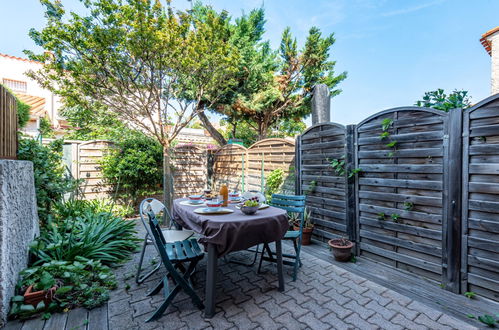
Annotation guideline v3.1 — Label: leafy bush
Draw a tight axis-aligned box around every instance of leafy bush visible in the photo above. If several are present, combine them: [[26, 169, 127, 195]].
[[53, 199, 134, 219], [265, 169, 284, 201], [10, 257, 116, 320], [415, 89, 471, 112], [30, 212, 138, 266], [17, 99, 30, 128], [100, 133, 163, 204], [17, 138, 78, 225]]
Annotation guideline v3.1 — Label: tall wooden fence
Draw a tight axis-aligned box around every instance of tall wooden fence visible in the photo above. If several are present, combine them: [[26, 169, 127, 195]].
[[172, 145, 208, 198], [0, 85, 18, 159], [296, 96, 499, 302], [212, 138, 296, 193]]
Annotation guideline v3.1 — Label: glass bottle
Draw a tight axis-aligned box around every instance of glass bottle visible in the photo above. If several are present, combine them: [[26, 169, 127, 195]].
[[219, 183, 228, 207]]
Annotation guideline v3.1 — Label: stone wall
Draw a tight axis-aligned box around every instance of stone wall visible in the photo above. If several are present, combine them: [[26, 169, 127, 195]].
[[0, 160, 39, 326]]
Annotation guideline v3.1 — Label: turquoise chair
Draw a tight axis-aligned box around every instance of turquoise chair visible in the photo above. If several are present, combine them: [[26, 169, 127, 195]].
[[145, 211, 204, 322], [258, 194, 306, 281]]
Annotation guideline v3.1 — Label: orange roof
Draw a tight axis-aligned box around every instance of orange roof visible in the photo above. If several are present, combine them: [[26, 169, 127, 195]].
[[0, 53, 41, 64], [15, 94, 47, 119], [480, 27, 499, 56]]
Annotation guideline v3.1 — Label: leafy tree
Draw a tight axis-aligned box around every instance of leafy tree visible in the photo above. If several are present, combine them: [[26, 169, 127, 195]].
[[26, 0, 239, 207], [16, 99, 31, 128], [415, 89, 471, 111]]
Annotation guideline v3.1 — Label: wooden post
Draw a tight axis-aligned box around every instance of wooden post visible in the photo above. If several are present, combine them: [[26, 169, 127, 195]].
[[241, 154, 245, 192], [442, 108, 463, 293], [345, 125, 357, 244], [295, 136, 302, 195]]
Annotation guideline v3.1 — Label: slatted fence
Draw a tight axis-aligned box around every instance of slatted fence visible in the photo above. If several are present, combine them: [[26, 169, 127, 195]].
[[297, 123, 350, 242], [462, 95, 499, 301], [0, 85, 18, 159], [172, 145, 208, 198]]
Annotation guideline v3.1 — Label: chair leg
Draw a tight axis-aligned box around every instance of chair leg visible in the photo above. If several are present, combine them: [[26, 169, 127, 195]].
[[225, 245, 260, 267], [147, 276, 165, 296], [292, 239, 303, 267], [135, 239, 148, 284], [292, 239, 302, 281], [258, 243, 273, 273], [146, 284, 181, 322]]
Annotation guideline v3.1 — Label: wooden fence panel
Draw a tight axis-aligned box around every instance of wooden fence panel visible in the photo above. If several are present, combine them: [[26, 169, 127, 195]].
[[77, 140, 115, 199], [246, 138, 295, 193], [298, 123, 348, 242], [172, 145, 207, 198], [462, 95, 499, 301], [355, 107, 449, 285], [212, 144, 246, 192], [0, 85, 18, 159]]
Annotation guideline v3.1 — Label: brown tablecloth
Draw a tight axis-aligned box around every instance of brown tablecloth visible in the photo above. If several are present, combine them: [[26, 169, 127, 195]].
[[172, 199, 289, 257]]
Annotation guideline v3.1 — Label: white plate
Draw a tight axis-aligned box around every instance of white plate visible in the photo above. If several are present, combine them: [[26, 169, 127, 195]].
[[194, 207, 234, 215], [180, 200, 206, 206]]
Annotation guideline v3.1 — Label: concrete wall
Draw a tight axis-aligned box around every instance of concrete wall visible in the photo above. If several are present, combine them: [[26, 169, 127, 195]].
[[0, 160, 39, 326]]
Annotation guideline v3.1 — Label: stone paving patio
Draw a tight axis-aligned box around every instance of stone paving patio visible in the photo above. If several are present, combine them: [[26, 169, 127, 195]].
[[9, 222, 480, 330]]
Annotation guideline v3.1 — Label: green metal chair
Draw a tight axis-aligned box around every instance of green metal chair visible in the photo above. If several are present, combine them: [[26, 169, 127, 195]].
[[145, 211, 204, 322], [258, 194, 306, 281]]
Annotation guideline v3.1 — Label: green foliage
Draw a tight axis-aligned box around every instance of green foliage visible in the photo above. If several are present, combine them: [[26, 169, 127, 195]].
[[53, 199, 134, 219], [381, 118, 393, 131], [477, 314, 498, 327], [391, 213, 401, 223], [377, 213, 386, 220], [265, 169, 285, 200], [305, 180, 317, 195], [100, 133, 163, 203], [379, 131, 390, 140], [348, 168, 362, 179], [328, 157, 346, 176], [403, 202, 414, 211], [386, 141, 398, 148], [17, 138, 77, 225], [39, 117, 55, 138], [16, 99, 31, 128], [10, 258, 116, 320], [464, 291, 476, 299], [415, 89, 471, 112], [30, 212, 138, 266]]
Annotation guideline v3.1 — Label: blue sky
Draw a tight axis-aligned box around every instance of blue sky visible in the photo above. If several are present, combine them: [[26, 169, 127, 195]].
[[1, 0, 498, 125]]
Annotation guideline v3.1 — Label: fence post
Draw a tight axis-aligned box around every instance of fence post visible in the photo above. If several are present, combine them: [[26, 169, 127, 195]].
[[442, 108, 463, 293], [295, 135, 302, 195], [345, 125, 357, 244]]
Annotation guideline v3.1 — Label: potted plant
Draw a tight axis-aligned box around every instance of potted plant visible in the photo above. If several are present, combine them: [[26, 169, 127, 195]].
[[22, 271, 58, 307], [291, 208, 314, 245], [328, 237, 354, 261]]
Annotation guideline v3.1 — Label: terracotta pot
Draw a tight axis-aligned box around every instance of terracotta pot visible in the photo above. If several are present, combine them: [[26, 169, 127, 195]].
[[328, 239, 353, 262], [24, 285, 57, 307], [293, 225, 314, 245]]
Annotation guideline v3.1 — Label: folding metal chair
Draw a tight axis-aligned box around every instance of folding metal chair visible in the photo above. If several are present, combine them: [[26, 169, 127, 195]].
[[258, 194, 306, 281], [136, 198, 194, 284], [145, 211, 204, 322]]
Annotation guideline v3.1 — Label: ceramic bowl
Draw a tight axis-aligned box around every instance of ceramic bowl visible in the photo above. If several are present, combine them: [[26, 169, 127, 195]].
[[240, 204, 259, 215], [189, 195, 204, 204], [206, 200, 223, 212]]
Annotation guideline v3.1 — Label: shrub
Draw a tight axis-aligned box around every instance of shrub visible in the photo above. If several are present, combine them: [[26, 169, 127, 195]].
[[17, 138, 78, 225], [10, 257, 116, 320], [100, 133, 163, 204], [16, 99, 30, 128], [30, 212, 139, 266], [265, 169, 284, 201], [53, 199, 135, 219]]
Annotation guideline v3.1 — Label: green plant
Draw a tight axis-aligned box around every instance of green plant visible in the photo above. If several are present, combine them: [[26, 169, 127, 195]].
[[16, 98, 31, 128], [101, 133, 163, 204], [53, 199, 134, 219], [415, 89, 471, 112], [10, 258, 116, 320], [305, 180, 317, 195], [386, 141, 398, 148], [348, 168, 362, 178], [379, 131, 390, 140], [464, 291, 476, 299], [243, 200, 259, 207], [391, 213, 401, 223], [17, 138, 78, 225], [30, 212, 138, 266], [328, 157, 346, 176], [403, 202, 414, 211], [377, 213, 386, 220], [477, 314, 498, 328], [265, 169, 285, 201], [381, 118, 393, 131]]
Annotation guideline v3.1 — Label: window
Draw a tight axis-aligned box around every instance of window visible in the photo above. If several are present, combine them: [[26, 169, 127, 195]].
[[2, 78, 27, 93]]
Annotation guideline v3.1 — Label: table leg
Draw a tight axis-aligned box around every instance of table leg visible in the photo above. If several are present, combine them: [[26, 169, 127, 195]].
[[275, 240, 285, 292], [205, 243, 218, 318]]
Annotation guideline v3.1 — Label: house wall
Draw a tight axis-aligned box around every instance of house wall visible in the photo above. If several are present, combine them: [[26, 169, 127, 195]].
[[0, 55, 62, 131], [490, 32, 499, 94]]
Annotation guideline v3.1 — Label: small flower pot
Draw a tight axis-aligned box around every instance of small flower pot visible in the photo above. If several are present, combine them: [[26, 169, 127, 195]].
[[294, 225, 314, 245], [328, 239, 354, 262], [23, 285, 57, 307]]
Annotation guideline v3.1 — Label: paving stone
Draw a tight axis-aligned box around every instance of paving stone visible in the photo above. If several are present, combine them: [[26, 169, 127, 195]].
[[303, 288, 333, 305], [131, 299, 155, 318], [321, 300, 354, 319], [274, 312, 308, 330], [385, 301, 419, 320], [247, 310, 282, 330], [437, 314, 478, 330], [344, 313, 378, 329], [381, 289, 413, 306], [280, 299, 309, 318], [283, 288, 311, 305], [242, 300, 266, 318], [343, 279, 369, 294], [406, 300, 443, 321], [219, 299, 245, 318], [301, 299, 331, 319], [176, 311, 211, 330], [414, 313, 453, 330], [320, 311, 352, 330], [361, 289, 392, 307], [367, 314, 403, 330], [390, 313, 425, 329], [298, 312, 332, 330], [344, 300, 375, 320], [259, 298, 289, 319], [109, 312, 140, 330], [360, 280, 389, 295], [342, 289, 371, 306], [323, 288, 351, 306], [341, 272, 368, 284], [227, 312, 259, 330], [364, 300, 397, 320], [108, 298, 131, 317]]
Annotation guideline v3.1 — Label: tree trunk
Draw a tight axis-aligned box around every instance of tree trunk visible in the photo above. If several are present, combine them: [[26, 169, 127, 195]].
[[163, 146, 173, 225], [197, 104, 227, 146], [231, 121, 237, 139]]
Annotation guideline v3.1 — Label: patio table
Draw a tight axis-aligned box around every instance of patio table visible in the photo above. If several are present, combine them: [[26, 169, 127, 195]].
[[172, 198, 288, 318]]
